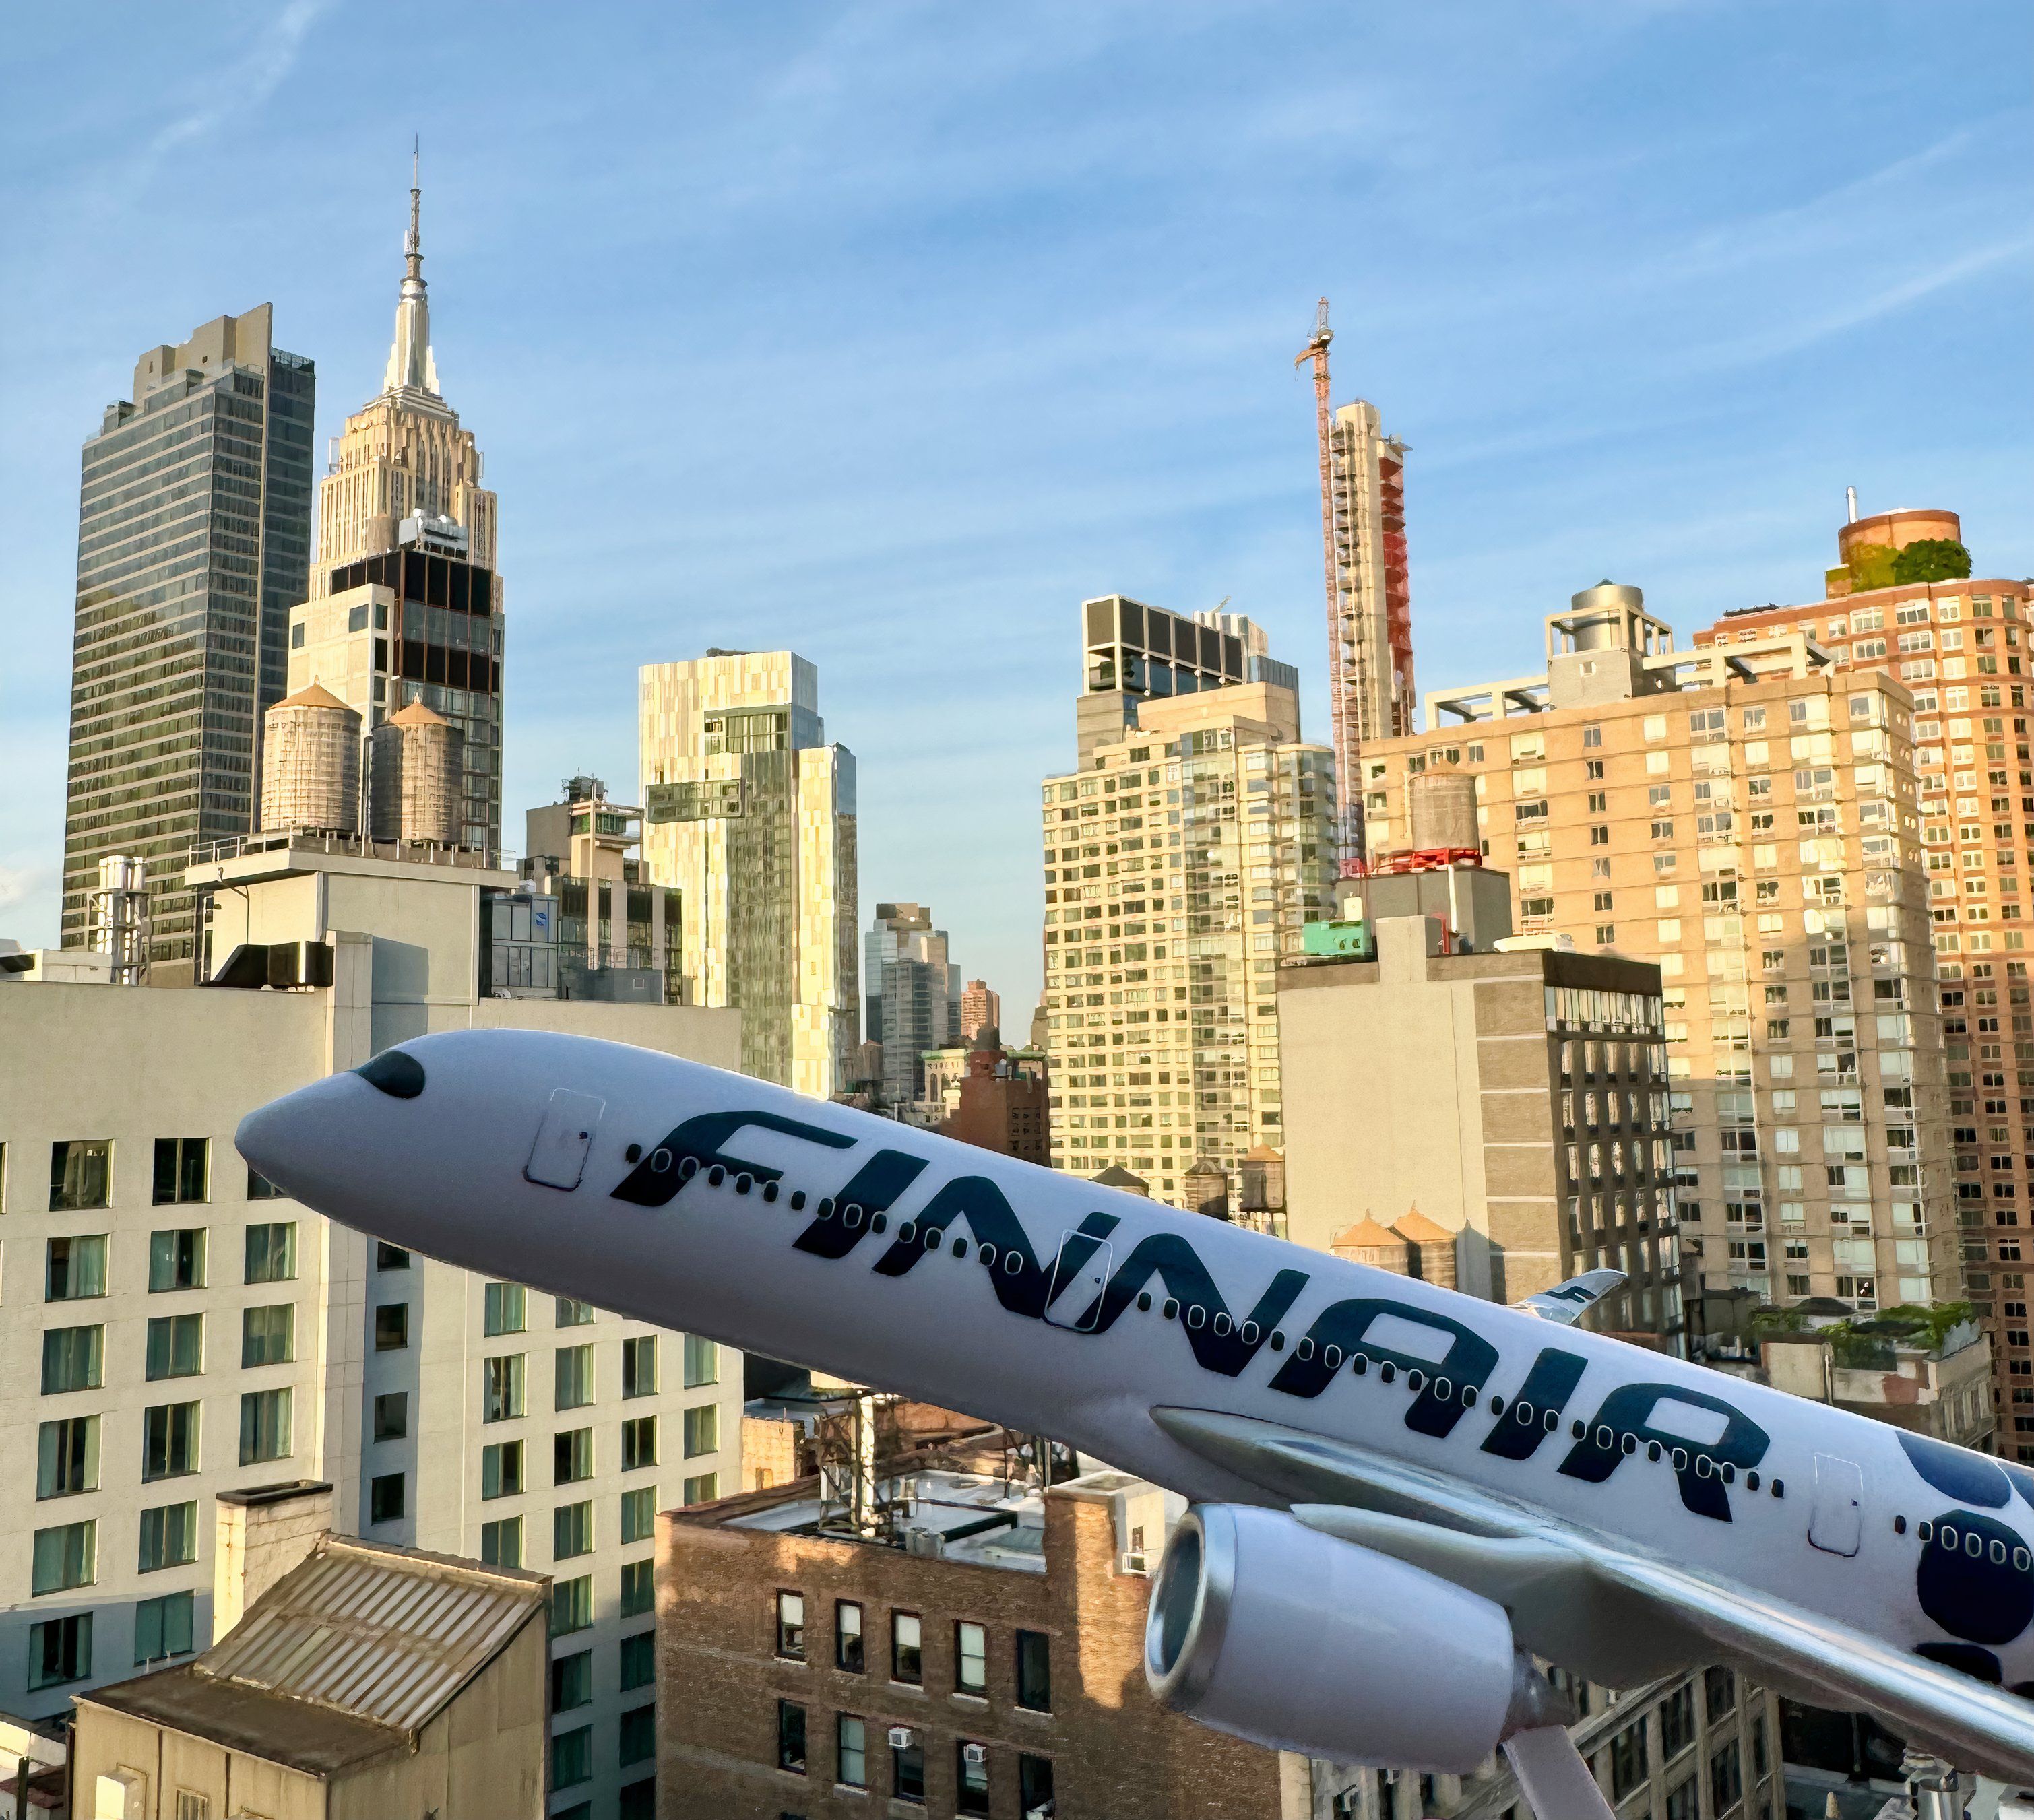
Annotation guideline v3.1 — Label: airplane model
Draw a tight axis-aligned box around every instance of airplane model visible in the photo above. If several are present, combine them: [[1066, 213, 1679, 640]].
[[239, 1029, 2034, 1813]]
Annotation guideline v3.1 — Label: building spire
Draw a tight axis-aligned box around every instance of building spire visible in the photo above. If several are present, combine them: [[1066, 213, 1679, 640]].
[[383, 137, 439, 397]]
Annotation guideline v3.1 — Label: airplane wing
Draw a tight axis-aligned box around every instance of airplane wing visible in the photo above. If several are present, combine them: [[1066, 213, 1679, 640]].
[[1514, 1268, 1626, 1325], [1153, 1407, 2034, 1784]]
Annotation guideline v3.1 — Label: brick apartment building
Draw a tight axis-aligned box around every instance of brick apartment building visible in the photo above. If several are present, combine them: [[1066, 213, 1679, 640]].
[[656, 1460, 1292, 1820], [1694, 505, 2033, 1444], [939, 1032, 1051, 1164]]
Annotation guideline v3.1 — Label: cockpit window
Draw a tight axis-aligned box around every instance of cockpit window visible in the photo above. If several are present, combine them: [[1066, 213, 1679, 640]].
[[355, 1051, 426, 1099]]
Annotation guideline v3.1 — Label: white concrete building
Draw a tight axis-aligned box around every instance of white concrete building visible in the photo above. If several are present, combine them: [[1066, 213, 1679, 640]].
[[0, 833, 745, 1820]]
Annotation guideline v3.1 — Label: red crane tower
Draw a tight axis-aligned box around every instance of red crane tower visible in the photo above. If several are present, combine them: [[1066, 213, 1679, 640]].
[[1297, 300, 1415, 874]]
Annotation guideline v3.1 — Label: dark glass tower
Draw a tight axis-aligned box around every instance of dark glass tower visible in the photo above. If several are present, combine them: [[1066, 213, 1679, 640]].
[[62, 306, 315, 981]]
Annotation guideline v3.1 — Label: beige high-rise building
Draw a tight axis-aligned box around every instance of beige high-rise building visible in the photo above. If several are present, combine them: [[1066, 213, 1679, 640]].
[[640, 651, 858, 1097], [1040, 681, 1337, 1204], [1359, 583, 1956, 1346], [285, 167, 505, 860], [1693, 506, 2034, 1452]]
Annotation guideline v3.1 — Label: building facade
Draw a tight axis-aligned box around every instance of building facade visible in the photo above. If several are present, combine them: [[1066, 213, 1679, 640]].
[[1279, 914, 1681, 1342], [1693, 509, 2031, 1448], [1041, 682, 1337, 1206], [519, 785, 682, 1005], [0, 837, 743, 1820], [959, 980, 1000, 1043], [656, 1446, 1783, 1820], [938, 1035, 1052, 1165], [286, 173, 505, 860], [1076, 596, 1298, 767], [62, 305, 316, 980], [866, 904, 960, 1107], [1356, 585, 1955, 1353], [639, 651, 858, 1097], [657, 1462, 1297, 1820], [1323, 399, 1414, 859], [74, 1501, 550, 1820]]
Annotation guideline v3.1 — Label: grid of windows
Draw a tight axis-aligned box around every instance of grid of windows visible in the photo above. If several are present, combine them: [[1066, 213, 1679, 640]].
[[62, 338, 315, 964], [1041, 719, 1335, 1204]]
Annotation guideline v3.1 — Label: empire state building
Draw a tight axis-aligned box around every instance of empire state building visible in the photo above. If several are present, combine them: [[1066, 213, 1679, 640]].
[[285, 162, 505, 859]]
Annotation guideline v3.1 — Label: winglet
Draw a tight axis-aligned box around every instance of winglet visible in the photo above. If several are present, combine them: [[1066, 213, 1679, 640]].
[[1515, 1268, 1625, 1325]]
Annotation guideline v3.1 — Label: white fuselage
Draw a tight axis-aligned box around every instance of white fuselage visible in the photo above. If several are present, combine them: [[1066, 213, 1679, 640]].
[[237, 1028, 2034, 1693]]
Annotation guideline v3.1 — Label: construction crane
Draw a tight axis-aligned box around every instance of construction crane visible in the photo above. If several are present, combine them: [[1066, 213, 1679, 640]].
[[1295, 298, 1361, 867]]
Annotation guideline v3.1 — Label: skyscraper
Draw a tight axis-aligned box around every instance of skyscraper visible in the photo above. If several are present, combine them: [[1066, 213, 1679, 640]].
[[640, 651, 858, 1096], [62, 306, 315, 981], [1358, 583, 1956, 1350], [285, 167, 504, 859], [959, 979, 1000, 1041], [1040, 681, 1337, 1202], [866, 904, 960, 1105]]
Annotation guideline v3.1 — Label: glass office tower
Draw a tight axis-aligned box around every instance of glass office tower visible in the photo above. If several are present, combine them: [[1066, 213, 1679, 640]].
[[62, 305, 315, 980]]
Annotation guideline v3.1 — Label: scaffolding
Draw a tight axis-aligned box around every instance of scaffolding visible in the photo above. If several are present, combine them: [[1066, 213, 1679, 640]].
[[1296, 300, 1416, 871]]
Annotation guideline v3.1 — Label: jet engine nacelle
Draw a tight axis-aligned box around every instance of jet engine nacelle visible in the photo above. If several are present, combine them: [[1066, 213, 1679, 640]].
[[1145, 1504, 1566, 1772]]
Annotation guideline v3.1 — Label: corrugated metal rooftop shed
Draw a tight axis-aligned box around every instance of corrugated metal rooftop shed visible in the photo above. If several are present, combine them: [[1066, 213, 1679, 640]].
[[200, 1534, 548, 1732], [80, 1534, 548, 1776]]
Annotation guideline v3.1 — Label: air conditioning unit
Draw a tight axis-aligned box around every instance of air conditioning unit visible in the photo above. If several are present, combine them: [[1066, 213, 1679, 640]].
[[1120, 1551, 1149, 1574], [94, 1772, 144, 1820], [888, 1727, 915, 1749], [963, 1743, 988, 1765]]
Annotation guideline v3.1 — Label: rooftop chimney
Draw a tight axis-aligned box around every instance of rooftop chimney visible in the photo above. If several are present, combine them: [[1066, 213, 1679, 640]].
[[212, 1481, 333, 1642]]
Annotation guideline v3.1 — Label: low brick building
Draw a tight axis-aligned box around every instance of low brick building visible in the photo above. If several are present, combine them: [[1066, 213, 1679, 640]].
[[656, 1461, 1292, 1820], [937, 1033, 1051, 1164]]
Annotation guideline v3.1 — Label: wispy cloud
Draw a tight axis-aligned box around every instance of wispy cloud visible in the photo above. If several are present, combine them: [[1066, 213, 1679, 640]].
[[140, 0, 331, 168], [1694, 234, 2034, 371], [0, 864, 48, 918]]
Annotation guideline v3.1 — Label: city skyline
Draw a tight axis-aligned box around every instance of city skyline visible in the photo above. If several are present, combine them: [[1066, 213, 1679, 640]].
[[3, 0, 2029, 1022]]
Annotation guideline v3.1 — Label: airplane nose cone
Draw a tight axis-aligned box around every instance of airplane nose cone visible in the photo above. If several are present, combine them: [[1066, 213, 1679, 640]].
[[235, 1074, 364, 1203]]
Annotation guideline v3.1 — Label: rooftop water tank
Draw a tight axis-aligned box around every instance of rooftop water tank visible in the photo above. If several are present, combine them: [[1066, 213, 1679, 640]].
[[1566, 581, 1645, 647], [1407, 767, 1478, 853], [260, 682, 362, 834], [370, 698, 464, 845]]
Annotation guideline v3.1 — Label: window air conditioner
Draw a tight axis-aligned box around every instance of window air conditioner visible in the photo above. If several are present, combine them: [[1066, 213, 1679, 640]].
[[963, 1743, 988, 1765], [888, 1727, 914, 1749], [94, 1773, 145, 1820], [1120, 1551, 1149, 1574]]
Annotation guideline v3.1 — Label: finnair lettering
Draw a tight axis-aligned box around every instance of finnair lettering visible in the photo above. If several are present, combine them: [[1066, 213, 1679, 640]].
[[610, 1110, 1769, 1520]]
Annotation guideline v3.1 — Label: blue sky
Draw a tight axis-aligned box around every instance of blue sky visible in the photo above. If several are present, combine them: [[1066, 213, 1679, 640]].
[[2, 1, 2027, 1022]]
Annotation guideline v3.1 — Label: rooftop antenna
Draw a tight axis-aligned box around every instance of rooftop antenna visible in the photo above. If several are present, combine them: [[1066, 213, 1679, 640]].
[[1846, 486, 1858, 524]]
